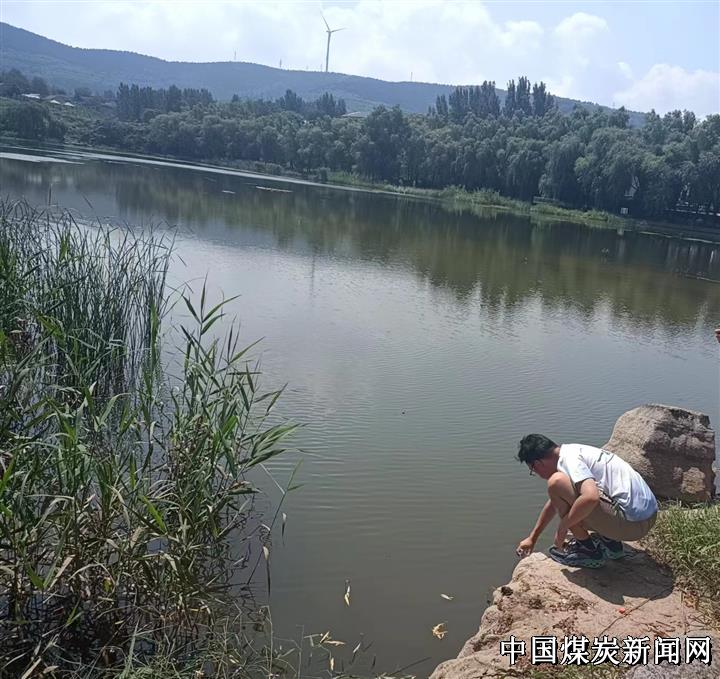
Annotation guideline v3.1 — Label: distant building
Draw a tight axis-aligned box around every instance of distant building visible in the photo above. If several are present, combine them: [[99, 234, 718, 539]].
[[21, 93, 42, 99]]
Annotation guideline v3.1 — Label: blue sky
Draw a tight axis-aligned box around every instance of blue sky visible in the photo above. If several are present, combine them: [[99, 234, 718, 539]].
[[3, 1, 719, 115]]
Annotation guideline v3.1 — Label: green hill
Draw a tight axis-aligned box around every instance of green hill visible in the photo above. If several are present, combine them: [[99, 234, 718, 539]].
[[0, 21, 645, 123]]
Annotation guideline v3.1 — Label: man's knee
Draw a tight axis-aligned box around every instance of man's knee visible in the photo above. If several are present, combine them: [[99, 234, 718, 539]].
[[547, 471, 573, 496]]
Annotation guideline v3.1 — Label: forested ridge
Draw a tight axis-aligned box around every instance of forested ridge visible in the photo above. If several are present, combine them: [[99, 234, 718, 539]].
[[1, 66, 719, 221]]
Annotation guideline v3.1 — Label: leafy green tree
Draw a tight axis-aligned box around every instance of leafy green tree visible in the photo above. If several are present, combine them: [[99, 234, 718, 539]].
[[642, 110, 666, 146], [356, 106, 411, 182], [505, 138, 544, 199], [480, 81, 500, 117], [532, 82, 553, 117], [694, 114, 720, 152], [277, 89, 304, 113], [30, 76, 49, 96], [0, 101, 64, 141], [166, 85, 182, 113], [200, 115, 227, 159], [435, 94, 449, 119], [314, 92, 346, 117], [695, 148, 720, 211], [0, 68, 30, 97], [504, 80, 516, 117], [516, 76, 532, 116], [636, 153, 681, 216], [608, 106, 629, 129], [540, 137, 584, 203], [448, 86, 468, 123], [575, 128, 641, 211]]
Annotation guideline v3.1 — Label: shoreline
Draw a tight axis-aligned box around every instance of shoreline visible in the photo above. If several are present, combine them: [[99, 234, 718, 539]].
[[2, 136, 719, 245]]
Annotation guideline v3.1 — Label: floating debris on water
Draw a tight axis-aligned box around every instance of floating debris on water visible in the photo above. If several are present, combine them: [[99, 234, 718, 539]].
[[432, 622, 448, 639], [256, 185, 292, 193]]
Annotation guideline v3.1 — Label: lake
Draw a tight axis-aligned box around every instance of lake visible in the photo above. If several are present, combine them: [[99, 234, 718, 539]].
[[2, 145, 718, 676]]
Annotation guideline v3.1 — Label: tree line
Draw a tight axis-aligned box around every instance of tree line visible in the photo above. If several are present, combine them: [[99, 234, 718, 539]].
[[116, 83, 214, 121], [0, 68, 106, 100], [434, 77, 554, 121], [0, 68, 55, 98], [1, 68, 718, 219], [114, 83, 347, 122]]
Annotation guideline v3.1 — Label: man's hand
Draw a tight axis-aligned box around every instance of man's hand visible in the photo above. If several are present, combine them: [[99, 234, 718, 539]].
[[554, 518, 569, 550], [516, 536, 535, 557]]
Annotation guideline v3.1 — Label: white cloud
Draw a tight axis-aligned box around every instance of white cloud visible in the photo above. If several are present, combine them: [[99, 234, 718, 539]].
[[499, 20, 544, 53], [2, 1, 717, 116], [546, 12, 611, 89], [614, 63, 720, 117], [2, 1, 545, 85], [554, 12, 608, 47], [617, 61, 634, 81], [542, 75, 575, 98]]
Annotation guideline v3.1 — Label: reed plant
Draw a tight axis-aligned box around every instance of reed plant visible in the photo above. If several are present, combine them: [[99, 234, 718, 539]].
[[0, 199, 297, 677]]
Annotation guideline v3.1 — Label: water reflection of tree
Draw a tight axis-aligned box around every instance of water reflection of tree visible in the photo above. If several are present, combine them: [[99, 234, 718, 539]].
[[3, 157, 720, 330]]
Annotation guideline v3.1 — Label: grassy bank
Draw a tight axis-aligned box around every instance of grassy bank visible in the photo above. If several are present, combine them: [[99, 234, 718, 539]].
[[328, 172, 658, 231], [642, 503, 720, 625], [0, 199, 297, 676]]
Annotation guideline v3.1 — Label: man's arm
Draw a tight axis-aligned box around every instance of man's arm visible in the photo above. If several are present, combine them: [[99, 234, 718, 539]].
[[517, 499, 556, 555], [530, 499, 557, 541]]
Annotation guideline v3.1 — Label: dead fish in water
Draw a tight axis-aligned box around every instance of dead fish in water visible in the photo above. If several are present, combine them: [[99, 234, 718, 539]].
[[221, 190, 235, 194]]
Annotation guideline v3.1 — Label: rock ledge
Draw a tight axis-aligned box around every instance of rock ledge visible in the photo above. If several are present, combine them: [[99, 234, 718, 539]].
[[430, 548, 718, 678]]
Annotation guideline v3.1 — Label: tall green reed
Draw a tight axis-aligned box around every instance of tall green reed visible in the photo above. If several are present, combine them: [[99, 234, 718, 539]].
[[0, 199, 297, 677]]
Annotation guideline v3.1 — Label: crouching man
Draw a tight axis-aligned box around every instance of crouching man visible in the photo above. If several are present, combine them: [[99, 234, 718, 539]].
[[516, 434, 658, 568]]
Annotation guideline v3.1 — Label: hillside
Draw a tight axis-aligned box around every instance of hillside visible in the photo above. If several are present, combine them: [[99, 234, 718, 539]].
[[0, 22, 645, 123]]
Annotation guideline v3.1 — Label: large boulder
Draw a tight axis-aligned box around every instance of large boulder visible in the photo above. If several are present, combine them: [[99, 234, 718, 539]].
[[604, 404, 716, 503]]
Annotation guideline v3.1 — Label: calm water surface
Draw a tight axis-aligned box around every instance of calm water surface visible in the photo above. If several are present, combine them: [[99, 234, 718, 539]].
[[2, 146, 719, 676]]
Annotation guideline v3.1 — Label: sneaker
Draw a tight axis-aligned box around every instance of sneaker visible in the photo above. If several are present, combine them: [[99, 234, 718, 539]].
[[548, 540, 605, 569], [595, 534, 625, 560]]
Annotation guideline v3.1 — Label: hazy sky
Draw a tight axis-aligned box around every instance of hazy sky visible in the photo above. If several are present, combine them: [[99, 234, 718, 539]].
[[3, 1, 719, 115]]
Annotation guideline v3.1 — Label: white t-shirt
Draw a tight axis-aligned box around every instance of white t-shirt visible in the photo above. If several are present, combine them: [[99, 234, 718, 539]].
[[558, 443, 658, 522]]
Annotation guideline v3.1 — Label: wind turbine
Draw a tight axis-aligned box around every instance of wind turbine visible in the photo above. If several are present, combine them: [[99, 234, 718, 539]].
[[322, 14, 345, 73]]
